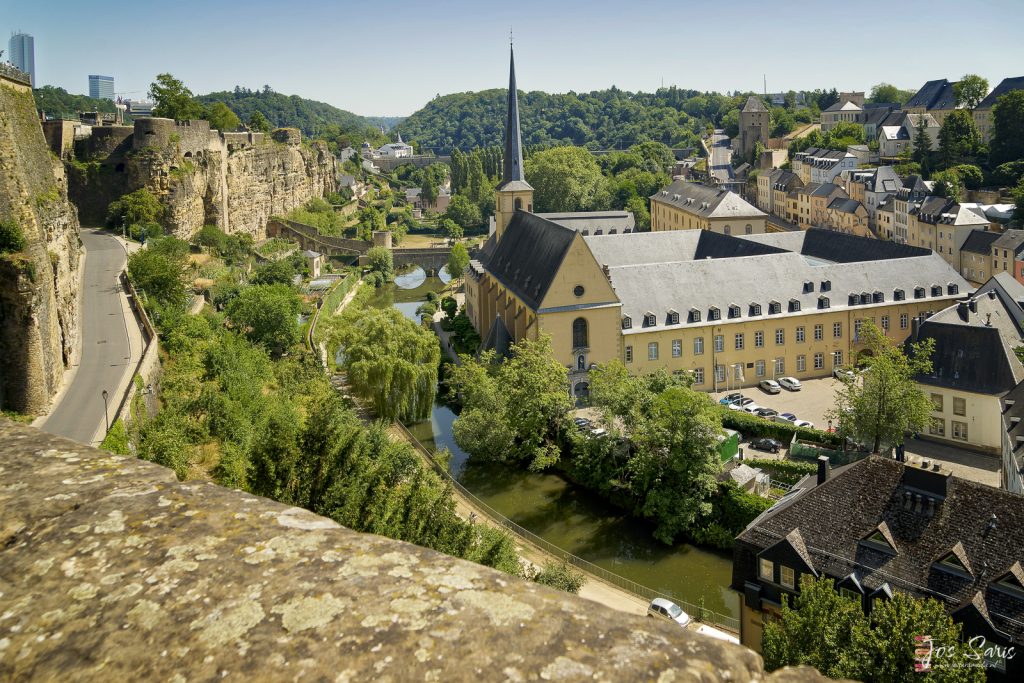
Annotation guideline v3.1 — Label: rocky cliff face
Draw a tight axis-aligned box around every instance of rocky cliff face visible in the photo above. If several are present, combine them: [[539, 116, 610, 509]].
[[68, 124, 336, 240], [0, 75, 81, 414]]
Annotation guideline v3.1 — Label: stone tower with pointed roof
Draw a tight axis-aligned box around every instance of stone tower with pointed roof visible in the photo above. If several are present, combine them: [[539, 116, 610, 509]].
[[494, 45, 534, 241], [737, 95, 769, 161]]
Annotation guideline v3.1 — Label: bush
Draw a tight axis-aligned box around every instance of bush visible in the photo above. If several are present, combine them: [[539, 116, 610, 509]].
[[195, 225, 227, 253], [0, 219, 26, 254], [366, 246, 393, 283], [743, 458, 817, 485], [692, 482, 774, 549], [721, 408, 840, 447], [528, 560, 587, 594], [989, 160, 1024, 188], [99, 418, 130, 455]]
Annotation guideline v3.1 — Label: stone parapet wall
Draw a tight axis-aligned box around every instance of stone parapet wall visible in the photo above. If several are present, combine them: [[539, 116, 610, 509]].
[[0, 419, 837, 682]]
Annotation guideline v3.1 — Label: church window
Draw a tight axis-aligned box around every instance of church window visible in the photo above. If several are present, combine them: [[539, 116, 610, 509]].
[[573, 318, 588, 348]]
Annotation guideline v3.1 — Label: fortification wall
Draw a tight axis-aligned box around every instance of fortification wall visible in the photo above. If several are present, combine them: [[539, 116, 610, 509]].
[[0, 418, 835, 683], [0, 74, 82, 413], [83, 124, 134, 159]]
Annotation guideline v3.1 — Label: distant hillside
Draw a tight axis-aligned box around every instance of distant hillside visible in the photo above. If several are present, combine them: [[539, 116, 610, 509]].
[[33, 86, 116, 118], [366, 116, 405, 131], [396, 87, 741, 154], [196, 87, 376, 139]]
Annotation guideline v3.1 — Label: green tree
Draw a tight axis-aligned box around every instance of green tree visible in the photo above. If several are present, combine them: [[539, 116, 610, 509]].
[[720, 108, 740, 138], [931, 169, 965, 202], [525, 146, 609, 213], [127, 238, 190, 310], [954, 74, 989, 109], [829, 320, 935, 453], [952, 164, 983, 191], [1013, 178, 1024, 223], [225, 283, 301, 351], [251, 258, 296, 286], [938, 110, 979, 168], [149, 73, 204, 120], [448, 335, 573, 471], [366, 246, 394, 283], [194, 225, 227, 253], [445, 194, 483, 229], [206, 101, 241, 132], [913, 115, 933, 175], [0, 219, 26, 254], [528, 561, 586, 594], [446, 242, 469, 280], [357, 205, 387, 241], [990, 90, 1024, 165], [420, 174, 439, 207], [107, 188, 163, 230], [869, 83, 914, 106], [330, 307, 439, 421], [439, 217, 463, 243], [248, 110, 271, 133]]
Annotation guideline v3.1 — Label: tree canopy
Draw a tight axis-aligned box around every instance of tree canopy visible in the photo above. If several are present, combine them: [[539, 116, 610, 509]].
[[525, 146, 609, 213], [991, 90, 1024, 166], [954, 74, 990, 109], [206, 101, 241, 132], [33, 86, 115, 117], [127, 236, 191, 311], [149, 73, 205, 120], [938, 109, 980, 167], [225, 283, 301, 352], [868, 83, 915, 106], [447, 242, 469, 280]]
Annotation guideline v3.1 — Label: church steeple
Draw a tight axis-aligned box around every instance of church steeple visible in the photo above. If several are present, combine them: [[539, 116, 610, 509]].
[[494, 43, 533, 240], [500, 44, 526, 186]]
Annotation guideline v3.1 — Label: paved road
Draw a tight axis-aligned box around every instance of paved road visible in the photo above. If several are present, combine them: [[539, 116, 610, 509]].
[[42, 230, 133, 445], [708, 129, 734, 185]]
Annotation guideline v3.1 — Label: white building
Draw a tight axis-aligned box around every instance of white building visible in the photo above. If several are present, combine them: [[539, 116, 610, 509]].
[[376, 132, 413, 159]]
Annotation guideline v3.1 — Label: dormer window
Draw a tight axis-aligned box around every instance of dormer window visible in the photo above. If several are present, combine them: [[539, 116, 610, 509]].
[[667, 310, 679, 325], [948, 283, 959, 295], [644, 312, 656, 327], [689, 308, 701, 323], [709, 307, 721, 321], [821, 280, 832, 292], [860, 292, 871, 305], [914, 286, 926, 299], [860, 523, 898, 555], [894, 288, 905, 301], [934, 542, 973, 578], [789, 299, 801, 312], [819, 296, 830, 309], [873, 291, 884, 303], [622, 316, 632, 330], [750, 303, 763, 317], [992, 563, 1024, 598], [849, 293, 860, 307], [728, 304, 741, 319], [931, 285, 942, 297], [768, 301, 781, 315]]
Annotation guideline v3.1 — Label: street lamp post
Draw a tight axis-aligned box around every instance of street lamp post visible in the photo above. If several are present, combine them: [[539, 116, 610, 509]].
[[101, 389, 109, 434]]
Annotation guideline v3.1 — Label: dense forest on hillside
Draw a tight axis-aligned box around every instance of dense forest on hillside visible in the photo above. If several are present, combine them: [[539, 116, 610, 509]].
[[397, 86, 745, 154], [196, 86, 384, 145], [33, 86, 116, 117]]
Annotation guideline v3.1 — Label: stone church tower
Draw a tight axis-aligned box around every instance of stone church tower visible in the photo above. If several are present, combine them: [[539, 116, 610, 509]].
[[494, 45, 534, 240]]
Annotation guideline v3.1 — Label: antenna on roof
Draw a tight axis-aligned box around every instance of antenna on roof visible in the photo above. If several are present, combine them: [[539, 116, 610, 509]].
[[763, 74, 767, 96], [509, 26, 513, 47]]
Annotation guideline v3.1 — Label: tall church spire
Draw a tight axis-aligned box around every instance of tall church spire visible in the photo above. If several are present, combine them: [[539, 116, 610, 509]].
[[500, 44, 526, 187]]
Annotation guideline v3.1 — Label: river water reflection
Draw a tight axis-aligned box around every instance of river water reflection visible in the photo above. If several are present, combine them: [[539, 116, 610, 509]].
[[369, 272, 739, 622]]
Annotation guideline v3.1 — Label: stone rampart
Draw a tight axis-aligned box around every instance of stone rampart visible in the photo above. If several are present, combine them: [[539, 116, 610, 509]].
[[0, 419, 836, 682]]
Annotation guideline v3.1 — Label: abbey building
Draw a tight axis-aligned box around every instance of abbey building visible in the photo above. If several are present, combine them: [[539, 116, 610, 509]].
[[465, 49, 971, 401]]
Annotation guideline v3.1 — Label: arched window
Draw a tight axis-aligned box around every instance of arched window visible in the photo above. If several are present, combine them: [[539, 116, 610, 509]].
[[514, 198, 523, 210], [573, 317, 588, 348]]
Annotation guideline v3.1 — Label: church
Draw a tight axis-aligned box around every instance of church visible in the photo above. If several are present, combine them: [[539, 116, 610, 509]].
[[465, 49, 970, 401]]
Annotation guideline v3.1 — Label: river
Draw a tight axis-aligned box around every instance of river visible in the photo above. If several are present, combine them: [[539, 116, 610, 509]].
[[368, 266, 739, 624]]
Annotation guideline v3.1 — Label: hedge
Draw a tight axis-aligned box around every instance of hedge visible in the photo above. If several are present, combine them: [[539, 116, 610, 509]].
[[721, 408, 841, 447], [743, 458, 817, 485]]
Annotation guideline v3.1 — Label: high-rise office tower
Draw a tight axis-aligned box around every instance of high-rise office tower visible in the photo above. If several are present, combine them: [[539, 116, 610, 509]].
[[89, 75, 115, 100], [8, 32, 35, 85]]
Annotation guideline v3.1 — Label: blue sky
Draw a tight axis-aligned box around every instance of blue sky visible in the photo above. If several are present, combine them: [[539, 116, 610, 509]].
[[6, 0, 1024, 116]]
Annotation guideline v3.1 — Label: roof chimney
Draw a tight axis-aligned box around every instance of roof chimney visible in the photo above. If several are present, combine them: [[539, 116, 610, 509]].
[[988, 290, 997, 300], [986, 313, 992, 327], [901, 459, 951, 499], [817, 455, 830, 486]]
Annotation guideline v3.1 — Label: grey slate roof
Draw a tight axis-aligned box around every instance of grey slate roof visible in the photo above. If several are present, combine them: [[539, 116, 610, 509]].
[[734, 456, 1024, 647], [480, 211, 575, 310], [823, 100, 862, 113], [480, 315, 513, 359], [651, 179, 765, 218], [960, 229, 1001, 255], [906, 78, 959, 111], [864, 165, 902, 194], [741, 95, 768, 113], [993, 230, 1024, 257], [538, 211, 635, 234], [583, 228, 965, 332], [976, 76, 1024, 110], [827, 197, 863, 214], [498, 45, 529, 191]]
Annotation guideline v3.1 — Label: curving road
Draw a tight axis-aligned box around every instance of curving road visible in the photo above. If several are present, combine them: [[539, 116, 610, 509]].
[[42, 230, 134, 445], [709, 129, 734, 184]]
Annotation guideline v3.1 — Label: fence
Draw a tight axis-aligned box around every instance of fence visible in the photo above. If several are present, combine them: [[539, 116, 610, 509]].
[[392, 420, 741, 633], [110, 271, 160, 427]]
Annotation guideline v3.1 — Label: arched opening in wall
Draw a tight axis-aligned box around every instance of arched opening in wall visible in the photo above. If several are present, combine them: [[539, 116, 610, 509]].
[[577, 354, 586, 371], [114, 163, 125, 173], [572, 317, 588, 349], [184, 151, 193, 159], [574, 382, 590, 404], [145, 131, 155, 137], [514, 198, 522, 210]]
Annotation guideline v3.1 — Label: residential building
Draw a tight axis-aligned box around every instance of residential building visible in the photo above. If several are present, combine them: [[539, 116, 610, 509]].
[[8, 32, 35, 85], [790, 148, 859, 185], [820, 100, 862, 132], [838, 91, 865, 107], [876, 198, 895, 241], [375, 132, 413, 158], [841, 166, 902, 231], [878, 113, 940, 158], [862, 104, 896, 142], [825, 198, 870, 237], [733, 455, 1024, 680], [790, 182, 848, 229], [88, 75, 115, 101], [756, 169, 801, 216], [973, 76, 1024, 142], [991, 231, 1024, 285], [905, 78, 961, 125], [909, 198, 990, 270], [771, 170, 802, 221], [405, 186, 451, 214], [960, 230, 1000, 286], [909, 277, 1024, 456], [125, 100, 154, 117], [736, 96, 770, 160], [892, 176, 932, 244], [650, 180, 767, 235]]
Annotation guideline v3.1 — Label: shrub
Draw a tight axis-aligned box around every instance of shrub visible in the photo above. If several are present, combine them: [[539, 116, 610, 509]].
[[99, 418, 130, 455], [528, 560, 587, 594], [721, 408, 840, 447], [743, 458, 817, 485], [0, 219, 26, 254]]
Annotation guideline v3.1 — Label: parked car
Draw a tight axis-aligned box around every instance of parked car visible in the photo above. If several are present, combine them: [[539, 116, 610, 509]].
[[573, 417, 590, 428], [729, 397, 757, 411], [647, 598, 691, 627], [753, 408, 778, 418], [589, 427, 607, 438], [759, 379, 781, 394], [778, 377, 802, 391], [794, 420, 815, 429], [833, 367, 856, 381], [773, 412, 797, 424], [742, 402, 763, 414], [719, 392, 744, 405], [750, 437, 783, 453]]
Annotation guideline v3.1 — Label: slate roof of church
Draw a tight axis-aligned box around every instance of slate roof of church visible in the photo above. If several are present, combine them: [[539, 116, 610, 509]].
[[650, 180, 765, 219], [479, 211, 576, 310]]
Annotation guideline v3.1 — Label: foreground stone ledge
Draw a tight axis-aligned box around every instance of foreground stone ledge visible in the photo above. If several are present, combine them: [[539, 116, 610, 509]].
[[0, 419, 836, 681]]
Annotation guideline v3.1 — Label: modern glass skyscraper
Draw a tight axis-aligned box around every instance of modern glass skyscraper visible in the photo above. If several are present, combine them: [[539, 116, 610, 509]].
[[8, 32, 35, 85], [89, 75, 115, 101]]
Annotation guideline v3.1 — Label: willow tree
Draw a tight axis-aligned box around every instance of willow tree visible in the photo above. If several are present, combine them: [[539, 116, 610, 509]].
[[330, 307, 439, 421]]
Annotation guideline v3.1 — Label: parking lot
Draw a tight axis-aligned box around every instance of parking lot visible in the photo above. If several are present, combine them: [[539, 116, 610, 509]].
[[711, 377, 842, 431]]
